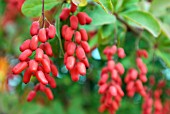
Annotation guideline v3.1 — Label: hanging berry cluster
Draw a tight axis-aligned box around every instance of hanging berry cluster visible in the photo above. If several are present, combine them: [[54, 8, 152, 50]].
[[153, 89, 163, 114], [59, 2, 92, 81], [98, 45, 125, 114], [124, 49, 148, 97], [142, 90, 153, 114], [12, 20, 58, 101]]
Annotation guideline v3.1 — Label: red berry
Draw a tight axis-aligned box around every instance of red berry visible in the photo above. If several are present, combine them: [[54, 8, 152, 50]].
[[50, 63, 58, 77], [70, 67, 79, 82], [76, 46, 86, 60], [27, 90, 36, 102], [76, 62, 86, 76], [29, 60, 38, 73], [81, 57, 89, 68], [38, 28, 47, 43], [75, 31, 81, 44], [70, 2, 77, 13], [109, 86, 117, 96], [114, 63, 124, 75], [12, 62, 28, 74], [48, 24, 56, 38], [23, 68, 32, 84], [117, 48, 126, 58], [45, 73, 56, 88], [30, 35, 38, 51], [30, 21, 39, 36], [19, 49, 32, 61], [66, 42, 76, 56], [77, 12, 86, 25], [70, 15, 78, 30], [20, 39, 31, 52], [81, 41, 90, 53], [35, 70, 48, 84], [84, 13, 92, 24], [44, 42, 53, 57], [80, 29, 88, 41], [60, 8, 70, 21], [98, 83, 108, 94], [64, 27, 74, 41], [41, 58, 51, 73], [61, 25, 68, 38], [44, 87, 54, 100], [107, 60, 115, 71], [66, 56, 76, 70], [64, 41, 70, 51], [35, 48, 44, 62]]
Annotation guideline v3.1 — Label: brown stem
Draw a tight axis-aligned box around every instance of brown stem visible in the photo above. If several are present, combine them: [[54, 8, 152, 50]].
[[42, 0, 45, 28]]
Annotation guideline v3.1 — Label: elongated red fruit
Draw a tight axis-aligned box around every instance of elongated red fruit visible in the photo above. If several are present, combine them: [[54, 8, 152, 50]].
[[39, 43, 44, 50], [77, 12, 86, 25], [48, 24, 56, 38], [44, 87, 54, 100], [75, 31, 81, 44], [107, 60, 115, 71], [109, 86, 117, 96], [29, 60, 38, 73], [41, 59, 51, 73], [76, 62, 86, 75], [44, 42, 53, 56], [35, 48, 44, 62], [70, 67, 79, 82], [66, 56, 76, 70], [114, 63, 124, 75], [30, 35, 38, 51], [38, 28, 47, 43], [61, 25, 68, 38], [70, 15, 78, 30], [70, 2, 77, 13], [67, 42, 76, 56], [50, 63, 58, 76], [135, 80, 143, 91], [76, 46, 86, 60], [60, 8, 70, 21], [117, 48, 126, 58], [98, 83, 108, 94], [82, 57, 90, 68], [80, 29, 88, 41], [12, 62, 28, 74], [23, 68, 32, 84], [20, 39, 31, 52], [35, 71, 48, 84], [84, 13, 92, 24], [64, 27, 74, 41], [45, 73, 56, 88], [43, 54, 50, 63], [81, 41, 90, 53], [64, 41, 69, 51], [30, 21, 39, 36], [19, 49, 32, 61], [27, 90, 36, 102]]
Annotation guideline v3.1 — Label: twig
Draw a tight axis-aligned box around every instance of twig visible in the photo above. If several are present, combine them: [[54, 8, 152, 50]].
[[42, 0, 45, 27]]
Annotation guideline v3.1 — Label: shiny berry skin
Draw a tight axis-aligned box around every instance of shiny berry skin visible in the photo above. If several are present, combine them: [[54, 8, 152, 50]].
[[66, 42, 76, 56], [77, 12, 86, 25], [20, 39, 31, 52], [64, 27, 74, 41], [19, 49, 32, 61], [30, 35, 38, 51], [70, 2, 77, 13], [29, 60, 38, 73], [48, 24, 56, 38], [44, 87, 54, 100], [66, 56, 76, 70], [27, 90, 36, 102], [50, 63, 58, 77], [117, 48, 126, 58], [35, 70, 48, 84], [76, 62, 86, 76], [61, 25, 68, 38], [44, 42, 53, 57], [76, 46, 86, 60], [41, 58, 51, 73], [30, 21, 39, 36], [70, 15, 78, 30], [23, 68, 32, 84], [35, 48, 44, 62], [38, 28, 47, 43], [60, 8, 70, 21], [70, 67, 79, 82], [45, 73, 56, 88], [80, 29, 88, 41], [81, 41, 90, 53], [75, 31, 81, 44], [12, 62, 28, 74]]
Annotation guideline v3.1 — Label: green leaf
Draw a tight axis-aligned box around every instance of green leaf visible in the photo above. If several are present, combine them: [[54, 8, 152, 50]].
[[121, 11, 161, 37], [22, 0, 63, 17], [83, 4, 116, 27], [93, 0, 113, 13], [156, 50, 170, 68]]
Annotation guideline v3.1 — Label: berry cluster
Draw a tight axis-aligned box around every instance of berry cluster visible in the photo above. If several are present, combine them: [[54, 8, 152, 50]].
[[98, 45, 125, 114], [12, 21, 58, 101], [153, 89, 163, 114], [60, 2, 92, 81], [125, 49, 148, 97], [142, 90, 153, 114]]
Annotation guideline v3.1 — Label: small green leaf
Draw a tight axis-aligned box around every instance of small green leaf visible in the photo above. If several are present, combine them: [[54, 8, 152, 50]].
[[22, 0, 63, 17], [121, 11, 161, 37]]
